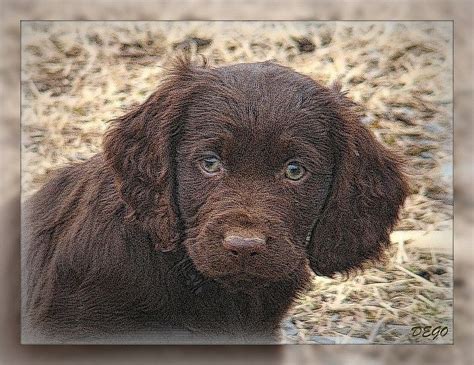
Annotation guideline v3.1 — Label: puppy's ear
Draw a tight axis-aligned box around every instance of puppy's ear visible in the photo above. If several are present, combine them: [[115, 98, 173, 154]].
[[103, 57, 209, 252], [307, 83, 409, 276]]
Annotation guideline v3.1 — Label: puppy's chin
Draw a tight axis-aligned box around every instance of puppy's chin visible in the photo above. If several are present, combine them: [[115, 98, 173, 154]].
[[187, 256, 305, 294], [186, 252, 289, 289]]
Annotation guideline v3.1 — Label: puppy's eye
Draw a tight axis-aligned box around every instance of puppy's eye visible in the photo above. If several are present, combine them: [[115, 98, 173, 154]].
[[199, 156, 223, 175], [285, 161, 306, 181]]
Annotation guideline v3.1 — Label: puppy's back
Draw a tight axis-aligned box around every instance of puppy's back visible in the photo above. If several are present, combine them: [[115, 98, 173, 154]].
[[21, 154, 130, 340]]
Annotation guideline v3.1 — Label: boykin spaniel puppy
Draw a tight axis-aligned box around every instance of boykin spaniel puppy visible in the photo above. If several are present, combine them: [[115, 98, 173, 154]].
[[22, 58, 408, 344]]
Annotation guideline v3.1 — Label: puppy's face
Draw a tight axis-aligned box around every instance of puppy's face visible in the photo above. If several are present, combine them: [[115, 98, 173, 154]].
[[176, 63, 335, 285], [105, 60, 407, 283]]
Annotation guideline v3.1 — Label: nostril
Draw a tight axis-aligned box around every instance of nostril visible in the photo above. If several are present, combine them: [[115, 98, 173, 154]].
[[230, 250, 239, 256], [249, 251, 259, 257]]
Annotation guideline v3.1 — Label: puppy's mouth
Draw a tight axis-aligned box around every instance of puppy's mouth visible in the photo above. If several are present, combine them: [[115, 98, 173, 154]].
[[213, 272, 271, 291]]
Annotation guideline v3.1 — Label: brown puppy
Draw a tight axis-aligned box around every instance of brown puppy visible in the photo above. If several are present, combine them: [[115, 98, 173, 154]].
[[22, 58, 408, 344]]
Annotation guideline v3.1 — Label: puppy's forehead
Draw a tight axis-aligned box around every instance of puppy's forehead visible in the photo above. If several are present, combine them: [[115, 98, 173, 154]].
[[185, 62, 334, 137]]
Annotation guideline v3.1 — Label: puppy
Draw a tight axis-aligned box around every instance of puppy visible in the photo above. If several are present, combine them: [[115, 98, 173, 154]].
[[22, 58, 408, 344]]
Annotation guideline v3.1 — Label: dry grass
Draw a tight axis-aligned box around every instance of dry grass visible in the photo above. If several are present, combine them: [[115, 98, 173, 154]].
[[285, 243, 452, 344], [21, 21, 453, 344]]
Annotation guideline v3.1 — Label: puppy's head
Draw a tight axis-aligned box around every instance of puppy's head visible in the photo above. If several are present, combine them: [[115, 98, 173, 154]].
[[104, 58, 408, 287]]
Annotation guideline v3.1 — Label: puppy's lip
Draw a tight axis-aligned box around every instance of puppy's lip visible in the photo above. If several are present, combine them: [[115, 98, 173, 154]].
[[215, 273, 270, 288], [216, 270, 272, 283]]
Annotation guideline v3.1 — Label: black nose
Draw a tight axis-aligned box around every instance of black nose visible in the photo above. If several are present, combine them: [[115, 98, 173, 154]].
[[223, 234, 267, 257]]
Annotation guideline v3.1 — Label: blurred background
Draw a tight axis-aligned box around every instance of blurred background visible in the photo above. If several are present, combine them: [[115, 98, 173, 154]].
[[1, 1, 472, 364]]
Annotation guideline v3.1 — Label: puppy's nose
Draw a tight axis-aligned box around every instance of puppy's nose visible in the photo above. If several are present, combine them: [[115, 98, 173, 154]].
[[223, 234, 267, 257]]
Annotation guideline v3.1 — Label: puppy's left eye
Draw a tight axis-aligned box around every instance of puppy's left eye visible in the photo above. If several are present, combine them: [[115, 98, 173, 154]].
[[199, 156, 223, 175], [285, 161, 306, 181]]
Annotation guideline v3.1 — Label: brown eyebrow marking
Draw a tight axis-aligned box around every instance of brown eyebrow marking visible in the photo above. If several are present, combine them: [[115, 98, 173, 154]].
[[277, 132, 334, 170]]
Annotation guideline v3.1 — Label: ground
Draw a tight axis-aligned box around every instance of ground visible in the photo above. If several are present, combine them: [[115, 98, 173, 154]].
[[21, 21, 453, 344]]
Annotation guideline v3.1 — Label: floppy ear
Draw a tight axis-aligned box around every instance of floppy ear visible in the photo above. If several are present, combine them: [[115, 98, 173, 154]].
[[307, 84, 409, 277], [103, 58, 208, 252]]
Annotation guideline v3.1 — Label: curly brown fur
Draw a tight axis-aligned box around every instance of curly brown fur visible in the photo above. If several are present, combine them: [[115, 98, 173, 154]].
[[22, 57, 408, 344]]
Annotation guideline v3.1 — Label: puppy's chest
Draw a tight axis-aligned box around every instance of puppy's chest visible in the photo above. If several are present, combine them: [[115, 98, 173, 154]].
[[179, 286, 268, 331]]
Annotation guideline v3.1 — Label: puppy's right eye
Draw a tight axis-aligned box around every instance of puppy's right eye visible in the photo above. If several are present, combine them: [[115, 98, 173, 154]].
[[199, 156, 223, 175]]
